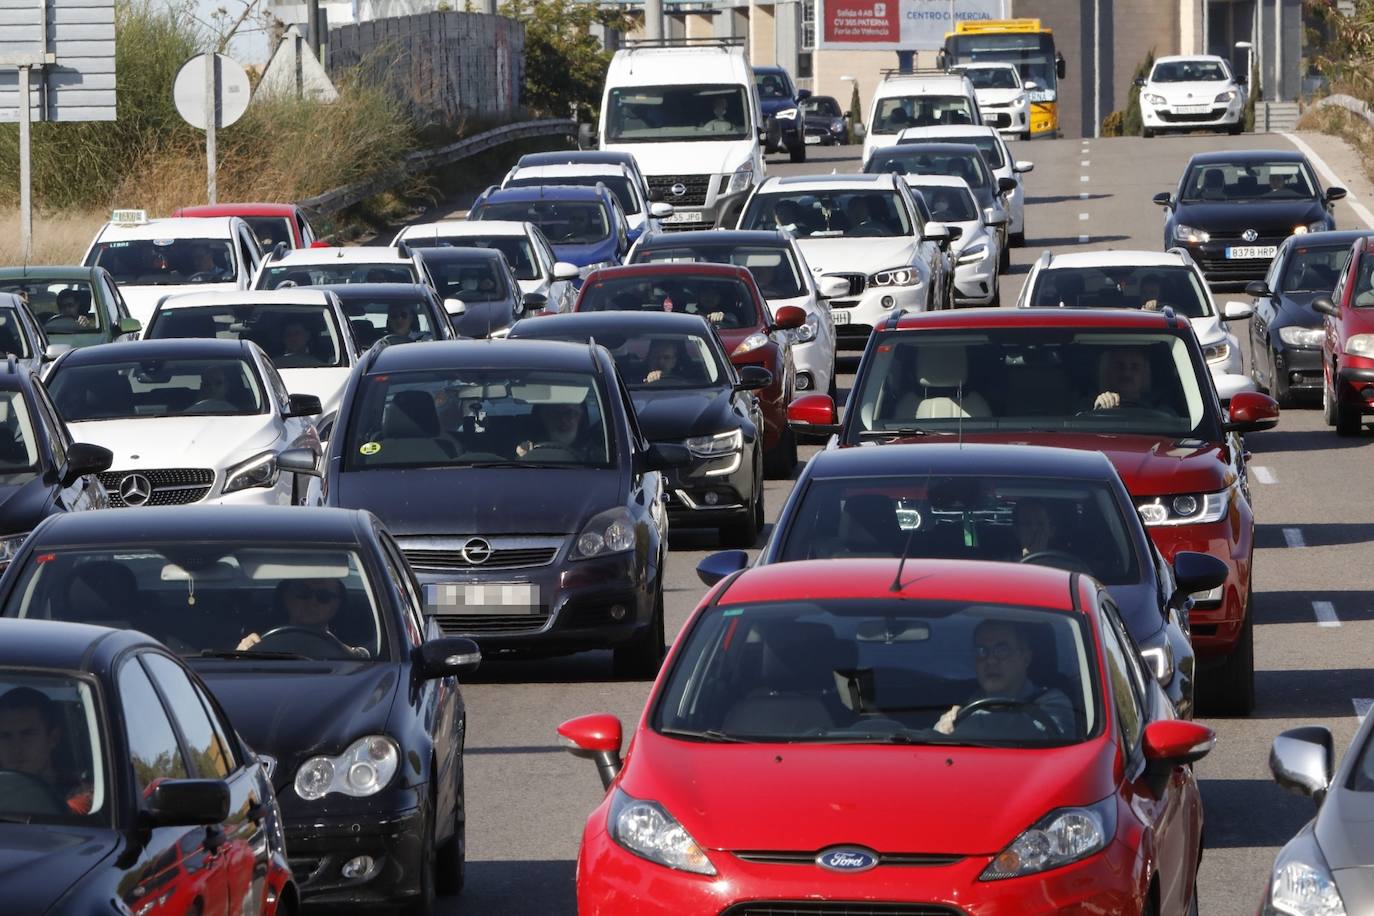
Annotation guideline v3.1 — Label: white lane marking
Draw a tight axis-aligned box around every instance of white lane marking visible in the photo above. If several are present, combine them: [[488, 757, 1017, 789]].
[[1282, 131, 1374, 229], [1080, 175, 1090, 182], [1078, 234, 1090, 243], [1079, 191, 1090, 200], [1313, 600, 1341, 627], [1355, 698, 1373, 721], [1079, 212, 1090, 221], [1282, 527, 1305, 548], [1252, 465, 1276, 484]]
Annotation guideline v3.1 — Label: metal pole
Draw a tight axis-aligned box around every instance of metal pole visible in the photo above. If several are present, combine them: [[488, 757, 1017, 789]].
[[17, 65, 32, 264], [645, 0, 663, 41], [205, 53, 217, 204], [1092, 0, 1100, 137], [307, 0, 321, 57]]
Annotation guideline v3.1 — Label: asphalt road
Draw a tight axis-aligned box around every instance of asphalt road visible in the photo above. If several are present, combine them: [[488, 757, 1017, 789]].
[[435, 133, 1374, 916]]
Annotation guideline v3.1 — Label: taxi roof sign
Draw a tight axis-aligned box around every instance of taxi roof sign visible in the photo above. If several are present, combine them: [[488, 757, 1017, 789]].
[[111, 209, 148, 225]]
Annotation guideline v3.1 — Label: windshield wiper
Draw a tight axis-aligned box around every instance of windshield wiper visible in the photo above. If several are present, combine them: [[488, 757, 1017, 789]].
[[658, 727, 749, 743], [0, 814, 33, 824], [457, 461, 573, 469], [859, 427, 944, 439], [196, 649, 311, 661]]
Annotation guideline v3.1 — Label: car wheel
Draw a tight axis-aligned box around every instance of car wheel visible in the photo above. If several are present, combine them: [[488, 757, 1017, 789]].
[[789, 143, 807, 163], [1229, 121, 1244, 136], [720, 480, 762, 549], [403, 805, 437, 915], [991, 277, 1002, 308], [1337, 400, 1362, 436], [434, 759, 465, 896], [999, 244, 1010, 273], [1010, 229, 1024, 247], [1201, 596, 1254, 716], [764, 424, 798, 479], [1142, 126, 1155, 138], [1323, 380, 1338, 426], [1270, 350, 1296, 409], [612, 587, 665, 680], [1019, 130, 1031, 142]]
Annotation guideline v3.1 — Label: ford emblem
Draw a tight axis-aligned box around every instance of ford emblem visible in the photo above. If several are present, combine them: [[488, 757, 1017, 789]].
[[1241, 228, 1259, 242], [815, 846, 879, 873]]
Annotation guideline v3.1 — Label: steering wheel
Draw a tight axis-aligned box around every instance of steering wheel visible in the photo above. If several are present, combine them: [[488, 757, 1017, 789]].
[[953, 696, 1064, 735], [849, 225, 887, 238], [1018, 550, 1094, 575], [523, 442, 578, 461], [187, 398, 236, 413], [253, 625, 354, 657], [1076, 401, 1172, 417], [381, 334, 412, 346], [0, 768, 66, 815], [187, 271, 221, 283]]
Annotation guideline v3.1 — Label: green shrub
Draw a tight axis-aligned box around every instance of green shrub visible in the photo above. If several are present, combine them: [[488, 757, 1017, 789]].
[[500, 0, 634, 118], [1101, 110, 1124, 137], [1122, 49, 1154, 137]]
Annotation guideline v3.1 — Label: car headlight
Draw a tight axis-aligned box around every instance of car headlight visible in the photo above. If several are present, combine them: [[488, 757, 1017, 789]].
[[608, 788, 716, 876], [1135, 489, 1230, 526], [789, 311, 819, 343], [775, 107, 798, 120], [1138, 631, 1175, 685], [957, 243, 988, 266], [870, 266, 920, 287], [1292, 220, 1326, 236], [1346, 334, 1374, 357], [1012, 95, 1028, 108], [1215, 89, 1238, 103], [294, 735, 400, 800], [223, 451, 280, 494], [830, 118, 846, 131], [981, 796, 1116, 880], [578, 261, 612, 280], [571, 507, 636, 559], [726, 162, 755, 195], [684, 429, 742, 460], [1143, 93, 1167, 105], [1279, 326, 1325, 348], [731, 332, 770, 356], [1264, 827, 1346, 916], [0, 532, 29, 566], [1174, 224, 1210, 244], [1202, 341, 1231, 364]]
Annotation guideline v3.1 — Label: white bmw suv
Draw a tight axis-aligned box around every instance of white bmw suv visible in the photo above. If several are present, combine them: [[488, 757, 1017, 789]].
[[1138, 55, 1246, 138]]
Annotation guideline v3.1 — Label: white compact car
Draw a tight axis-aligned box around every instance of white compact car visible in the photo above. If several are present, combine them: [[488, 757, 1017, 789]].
[[81, 211, 262, 326], [862, 70, 981, 168], [393, 219, 580, 314], [898, 124, 1032, 246], [903, 175, 1001, 306], [501, 161, 674, 240], [1015, 248, 1257, 399], [44, 338, 322, 507], [737, 173, 954, 347], [252, 245, 436, 292], [1138, 54, 1246, 138], [952, 62, 1032, 140], [143, 288, 356, 439]]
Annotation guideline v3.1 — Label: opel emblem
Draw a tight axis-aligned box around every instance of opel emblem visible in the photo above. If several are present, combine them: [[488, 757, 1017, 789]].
[[1242, 228, 1259, 242], [118, 473, 152, 507], [670, 183, 687, 198], [815, 846, 879, 873], [460, 537, 493, 565]]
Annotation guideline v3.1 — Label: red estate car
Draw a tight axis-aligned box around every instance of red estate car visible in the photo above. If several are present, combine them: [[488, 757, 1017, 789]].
[[574, 263, 804, 476], [788, 308, 1278, 714], [558, 558, 1215, 915], [1315, 235, 1374, 435], [173, 203, 326, 251]]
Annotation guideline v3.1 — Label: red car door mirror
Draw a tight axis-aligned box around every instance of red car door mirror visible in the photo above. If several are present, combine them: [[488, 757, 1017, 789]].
[[558, 714, 624, 788], [788, 393, 839, 433], [1225, 391, 1279, 433]]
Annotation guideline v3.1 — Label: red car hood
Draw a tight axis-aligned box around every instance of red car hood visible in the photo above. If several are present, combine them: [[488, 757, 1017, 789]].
[[621, 730, 1119, 855], [881, 431, 1233, 498]]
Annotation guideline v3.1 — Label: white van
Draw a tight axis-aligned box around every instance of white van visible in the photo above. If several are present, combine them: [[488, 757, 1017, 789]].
[[862, 70, 982, 168], [599, 40, 765, 231]]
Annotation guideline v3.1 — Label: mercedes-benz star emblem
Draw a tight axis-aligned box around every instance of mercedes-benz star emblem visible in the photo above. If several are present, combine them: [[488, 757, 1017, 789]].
[[118, 473, 153, 507], [1242, 228, 1259, 242], [461, 538, 493, 565], [670, 182, 687, 198]]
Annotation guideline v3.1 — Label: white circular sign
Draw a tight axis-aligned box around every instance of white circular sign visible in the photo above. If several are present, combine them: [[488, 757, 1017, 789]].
[[173, 53, 252, 130]]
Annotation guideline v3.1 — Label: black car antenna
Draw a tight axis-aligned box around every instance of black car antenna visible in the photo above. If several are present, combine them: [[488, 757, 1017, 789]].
[[889, 464, 933, 594]]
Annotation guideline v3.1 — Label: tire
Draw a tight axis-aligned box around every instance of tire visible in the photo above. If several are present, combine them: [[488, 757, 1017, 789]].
[[1143, 127, 1155, 138], [789, 142, 807, 163], [999, 243, 1011, 273], [764, 424, 798, 479], [1337, 401, 1362, 436], [403, 805, 437, 915], [1201, 597, 1254, 716], [434, 759, 465, 896], [1229, 121, 1244, 136], [1010, 229, 1024, 248], [720, 478, 763, 549], [1323, 380, 1338, 426], [991, 277, 1002, 308], [612, 587, 665, 680], [1270, 349, 1296, 409]]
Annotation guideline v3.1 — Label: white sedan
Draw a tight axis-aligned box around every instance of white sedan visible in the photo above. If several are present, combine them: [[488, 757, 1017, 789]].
[[44, 338, 322, 507], [905, 175, 1002, 306], [897, 124, 1032, 247]]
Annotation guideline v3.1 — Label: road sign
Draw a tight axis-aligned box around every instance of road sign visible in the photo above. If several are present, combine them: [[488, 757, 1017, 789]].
[[817, 0, 1006, 51], [173, 53, 251, 130]]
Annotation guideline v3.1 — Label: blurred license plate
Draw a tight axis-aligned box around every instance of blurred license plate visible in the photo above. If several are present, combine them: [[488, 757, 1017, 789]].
[[832, 310, 850, 325], [663, 211, 704, 224], [804, 135, 822, 144], [1225, 246, 1276, 260], [424, 582, 539, 614], [1174, 104, 1210, 114]]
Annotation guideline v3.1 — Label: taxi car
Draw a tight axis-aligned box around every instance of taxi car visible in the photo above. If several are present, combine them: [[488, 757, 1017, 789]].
[[1314, 233, 1374, 435], [559, 558, 1215, 915], [0, 265, 143, 351]]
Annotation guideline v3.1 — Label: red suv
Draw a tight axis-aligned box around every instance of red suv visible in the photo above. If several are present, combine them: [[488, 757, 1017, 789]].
[[1315, 234, 1374, 435], [789, 308, 1278, 714], [575, 263, 804, 475]]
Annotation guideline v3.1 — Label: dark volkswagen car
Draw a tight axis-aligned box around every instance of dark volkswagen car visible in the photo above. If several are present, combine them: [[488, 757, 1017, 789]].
[[0, 617, 296, 915], [509, 311, 769, 548], [0, 506, 481, 910], [697, 443, 1227, 717], [317, 282, 456, 350], [413, 247, 538, 338], [1247, 229, 1363, 407], [312, 339, 687, 678], [1154, 149, 1345, 283]]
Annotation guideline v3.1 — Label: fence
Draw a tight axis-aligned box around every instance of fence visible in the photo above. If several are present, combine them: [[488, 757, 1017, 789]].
[[328, 11, 525, 126]]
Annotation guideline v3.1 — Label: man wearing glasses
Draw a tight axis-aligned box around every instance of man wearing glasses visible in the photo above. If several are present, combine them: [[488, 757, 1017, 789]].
[[236, 578, 369, 657], [934, 619, 1075, 736]]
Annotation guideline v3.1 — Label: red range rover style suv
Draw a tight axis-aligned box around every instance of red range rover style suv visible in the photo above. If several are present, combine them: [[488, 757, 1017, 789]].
[[1314, 234, 1374, 435], [788, 307, 1278, 714]]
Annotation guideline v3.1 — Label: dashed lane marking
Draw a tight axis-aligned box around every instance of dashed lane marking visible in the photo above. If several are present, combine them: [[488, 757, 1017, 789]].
[[1077, 234, 1090, 243], [1252, 465, 1276, 484], [1354, 698, 1372, 721], [1313, 600, 1341, 627], [1079, 212, 1090, 221], [1282, 527, 1305, 548]]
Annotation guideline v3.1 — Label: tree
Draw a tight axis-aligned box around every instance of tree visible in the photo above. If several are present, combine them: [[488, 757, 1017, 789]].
[[499, 0, 634, 119]]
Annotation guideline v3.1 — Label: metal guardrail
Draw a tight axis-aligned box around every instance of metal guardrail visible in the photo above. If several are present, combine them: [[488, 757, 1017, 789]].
[[296, 117, 577, 219], [1308, 94, 1374, 128]]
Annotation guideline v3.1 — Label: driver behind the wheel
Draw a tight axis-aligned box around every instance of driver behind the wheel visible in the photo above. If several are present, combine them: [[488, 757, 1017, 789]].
[[235, 578, 369, 657], [0, 687, 93, 814], [515, 401, 596, 461], [1013, 498, 1060, 559], [933, 619, 1074, 736], [1090, 347, 1166, 412], [48, 289, 91, 329]]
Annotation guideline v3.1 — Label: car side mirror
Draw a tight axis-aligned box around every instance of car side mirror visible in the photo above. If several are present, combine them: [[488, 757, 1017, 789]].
[[286, 393, 323, 418], [997, 176, 1018, 195], [983, 208, 1007, 227], [1143, 720, 1214, 795], [1133, 76, 1146, 88], [444, 298, 468, 316], [1152, 192, 1173, 207], [1244, 280, 1272, 298], [643, 442, 692, 471], [649, 202, 675, 219], [553, 262, 581, 282], [118, 317, 143, 335], [1170, 551, 1228, 606], [816, 276, 850, 300], [42, 343, 72, 362], [797, 88, 812, 101], [770, 304, 806, 331], [1270, 726, 1334, 805], [558, 714, 624, 789], [1326, 187, 1348, 202], [277, 447, 321, 476], [923, 221, 950, 245], [1222, 300, 1254, 321], [1312, 296, 1339, 317], [1056, 52, 1066, 79], [145, 778, 231, 827], [696, 549, 749, 586], [415, 637, 481, 680], [61, 442, 113, 486], [736, 365, 772, 391], [1225, 390, 1280, 433], [1014, 160, 1034, 174], [1235, 70, 1248, 85], [788, 393, 841, 435], [944, 225, 963, 243], [522, 292, 548, 313], [1024, 80, 1039, 91]]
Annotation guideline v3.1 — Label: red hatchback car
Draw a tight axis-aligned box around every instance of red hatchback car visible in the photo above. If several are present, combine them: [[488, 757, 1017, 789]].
[[575, 263, 804, 475], [1315, 235, 1374, 435], [787, 308, 1278, 714], [559, 558, 1215, 915], [173, 203, 327, 251]]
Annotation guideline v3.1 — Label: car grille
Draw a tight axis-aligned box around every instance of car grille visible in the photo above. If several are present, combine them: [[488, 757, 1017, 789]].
[[648, 174, 711, 207], [287, 857, 326, 884], [733, 851, 964, 867], [100, 468, 214, 507], [1204, 228, 1286, 243], [984, 111, 1012, 127], [402, 546, 558, 571], [720, 905, 961, 916], [433, 613, 549, 635], [1158, 108, 1227, 123], [829, 273, 867, 296]]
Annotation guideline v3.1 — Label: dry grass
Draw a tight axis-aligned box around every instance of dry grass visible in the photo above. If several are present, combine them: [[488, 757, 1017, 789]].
[[1298, 103, 1374, 184], [0, 209, 108, 266]]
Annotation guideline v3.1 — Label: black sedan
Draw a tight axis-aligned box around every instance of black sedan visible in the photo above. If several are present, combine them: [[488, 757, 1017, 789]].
[[696, 443, 1229, 718], [1247, 229, 1363, 406], [1154, 149, 1346, 283], [801, 94, 850, 145], [0, 617, 295, 915], [413, 247, 544, 338], [509, 311, 769, 547], [317, 282, 457, 349], [0, 506, 480, 911], [307, 338, 688, 678]]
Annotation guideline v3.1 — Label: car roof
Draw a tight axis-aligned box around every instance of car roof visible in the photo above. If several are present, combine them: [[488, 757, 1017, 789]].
[[412, 247, 505, 264], [1153, 54, 1229, 65], [60, 337, 252, 365], [175, 204, 298, 218], [877, 73, 970, 90], [1186, 149, 1306, 166], [753, 65, 789, 75], [717, 558, 1079, 612], [883, 141, 982, 155], [155, 289, 334, 309], [804, 442, 1118, 480], [584, 262, 755, 282], [635, 229, 790, 248], [479, 185, 611, 204], [954, 61, 1019, 70], [510, 163, 631, 179], [516, 151, 640, 170], [402, 220, 529, 238], [888, 306, 1182, 332], [763, 173, 898, 191], [368, 338, 598, 374], [606, 44, 751, 85], [96, 217, 239, 241], [30, 505, 373, 548], [268, 247, 413, 266], [1039, 250, 1189, 269], [317, 282, 433, 298], [510, 310, 713, 338], [899, 125, 1001, 141], [1290, 230, 1370, 246], [0, 265, 101, 281], [0, 618, 158, 674], [902, 174, 974, 191]]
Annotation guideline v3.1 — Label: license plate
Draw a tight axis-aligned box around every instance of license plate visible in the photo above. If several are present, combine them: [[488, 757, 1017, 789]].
[[424, 582, 540, 614], [804, 135, 822, 145], [1173, 104, 1210, 114], [1225, 246, 1276, 260], [832, 309, 850, 325], [663, 210, 704, 224]]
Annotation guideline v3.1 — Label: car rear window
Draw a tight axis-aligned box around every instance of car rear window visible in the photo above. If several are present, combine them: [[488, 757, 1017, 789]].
[[146, 303, 347, 368], [631, 245, 805, 299], [1030, 265, 1211, 318], [577, 275, 763, 330]]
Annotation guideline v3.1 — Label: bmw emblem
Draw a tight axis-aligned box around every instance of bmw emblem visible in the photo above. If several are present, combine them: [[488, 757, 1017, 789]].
[[815, 846, 879, 873], [461, 537, 493, 565], [670, 183, 687, 198], [1241, 228, 1259, 242], [118, 473, 152, 507]]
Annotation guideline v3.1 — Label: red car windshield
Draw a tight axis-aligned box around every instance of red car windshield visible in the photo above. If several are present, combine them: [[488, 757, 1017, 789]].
[[578, 275, 762, 331], [653, 598, 1098, 746]]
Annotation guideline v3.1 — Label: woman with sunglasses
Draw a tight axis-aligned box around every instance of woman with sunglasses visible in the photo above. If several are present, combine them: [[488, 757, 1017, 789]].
[[236, 578, 369, 657]]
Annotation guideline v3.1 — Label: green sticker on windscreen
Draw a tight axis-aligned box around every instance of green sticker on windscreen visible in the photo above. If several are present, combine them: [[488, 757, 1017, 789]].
[[359, 441, 381, 456], [722, 609, 743, 617]]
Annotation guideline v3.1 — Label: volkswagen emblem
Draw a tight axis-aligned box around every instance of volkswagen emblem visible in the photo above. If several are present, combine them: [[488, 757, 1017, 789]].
[[460, 537, 493, 565], [1242, 228, 1259, 242], [815, 846, 879, 873], [670, 182, 687, 198], [118, 473, 152, 507]]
